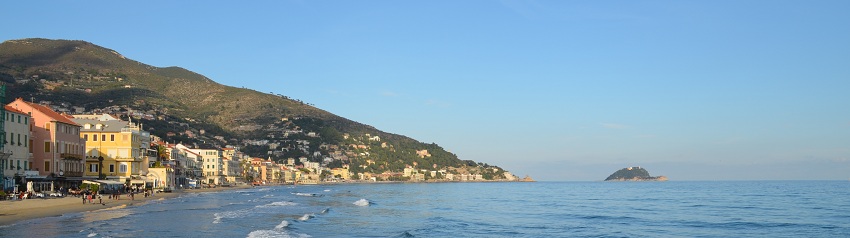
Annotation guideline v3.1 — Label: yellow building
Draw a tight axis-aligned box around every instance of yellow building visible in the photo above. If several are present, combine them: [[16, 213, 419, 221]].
[[331, 166, 351, 180], [72, 115, 148, 184]]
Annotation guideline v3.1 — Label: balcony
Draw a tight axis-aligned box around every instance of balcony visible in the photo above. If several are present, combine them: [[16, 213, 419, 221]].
[[61, 153, 83, 160]]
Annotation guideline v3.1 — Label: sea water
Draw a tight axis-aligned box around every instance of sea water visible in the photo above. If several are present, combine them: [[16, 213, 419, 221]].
[[1, 181, 849, 237]]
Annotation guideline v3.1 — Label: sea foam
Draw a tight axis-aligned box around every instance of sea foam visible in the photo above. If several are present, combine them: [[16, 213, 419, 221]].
[[297, 214, 315, 221], [256, 201, 298, 208], [353, 199, 371, 207]]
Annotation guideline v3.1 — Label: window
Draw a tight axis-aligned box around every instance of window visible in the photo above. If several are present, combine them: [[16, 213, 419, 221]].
[[17, 115, 21, 123], [17, 134, 21, 146], [9, 133, 13, 144], [29, 140, 33, 153], [102, 135, 106, 141], [110, 135, 115, 141], [119, 164, 128, 173], [44, 161, 50, 172], [84, 134, 88, 141], [89, 164, 98, 173], [24, 117, 28, 124], [44, 141, 51, 152], [24, 135, 27, 147], [110, 164, 115, 173], [93, 134, 97, 141], [46, 123, 50, 131]]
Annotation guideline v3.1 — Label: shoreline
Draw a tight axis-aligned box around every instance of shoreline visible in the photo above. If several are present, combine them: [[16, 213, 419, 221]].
[[0, 185, 250, 226], [0, 181, 528, 226]]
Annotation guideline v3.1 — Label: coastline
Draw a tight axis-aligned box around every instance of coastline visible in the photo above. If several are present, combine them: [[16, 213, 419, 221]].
[[0, 185, 250, 226]]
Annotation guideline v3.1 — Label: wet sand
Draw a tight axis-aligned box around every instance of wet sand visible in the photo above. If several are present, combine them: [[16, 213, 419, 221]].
[[0, 185, 250, 226]]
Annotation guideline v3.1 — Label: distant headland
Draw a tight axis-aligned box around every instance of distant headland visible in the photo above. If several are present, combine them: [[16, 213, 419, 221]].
[[604, 166, 668, 181]]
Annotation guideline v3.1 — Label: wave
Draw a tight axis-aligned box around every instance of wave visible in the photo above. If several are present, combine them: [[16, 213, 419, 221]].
[[246, 229, 310, 238], [297, 214, 315, 221], [246, 219, 309, 238], [213, 208, 253, 224], [353, 199, 371, 207], [256, 201, 298, 208], [293, 193, 323, 197], [275, 220, 290, 230]]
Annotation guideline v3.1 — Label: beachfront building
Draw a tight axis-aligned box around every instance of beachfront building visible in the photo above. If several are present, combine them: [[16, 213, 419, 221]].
[[8, 99, 86, 190], [249, 158, 267, 184], [179, 146, 222, 186], [2, 105, 33, 191], [72, 115, 149, 187]]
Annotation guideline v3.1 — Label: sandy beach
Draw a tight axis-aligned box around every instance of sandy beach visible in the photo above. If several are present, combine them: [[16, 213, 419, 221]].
[[0, 185, 250, 226]]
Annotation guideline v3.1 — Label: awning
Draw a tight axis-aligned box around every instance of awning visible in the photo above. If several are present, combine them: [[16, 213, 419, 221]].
[[83, 180, 125, 185]]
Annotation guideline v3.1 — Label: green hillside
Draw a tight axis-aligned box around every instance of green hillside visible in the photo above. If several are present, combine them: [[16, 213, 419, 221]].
[[0, 38, 508, 180]]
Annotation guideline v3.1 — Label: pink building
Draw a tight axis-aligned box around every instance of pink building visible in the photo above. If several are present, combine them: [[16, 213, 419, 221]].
[[7, 98, 85, 188]]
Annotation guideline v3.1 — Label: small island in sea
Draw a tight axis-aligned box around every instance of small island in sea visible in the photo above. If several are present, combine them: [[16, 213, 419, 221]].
[[605, 166, 668, 181]]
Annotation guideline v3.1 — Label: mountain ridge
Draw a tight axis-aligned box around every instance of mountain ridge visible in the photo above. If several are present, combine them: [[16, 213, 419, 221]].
[[0, 38, 512, 180]]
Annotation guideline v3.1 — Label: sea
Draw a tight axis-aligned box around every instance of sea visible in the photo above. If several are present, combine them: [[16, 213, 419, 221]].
[[1, 181, 849, 237]]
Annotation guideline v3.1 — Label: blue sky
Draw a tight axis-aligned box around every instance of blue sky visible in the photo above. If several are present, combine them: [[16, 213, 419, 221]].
[[4, 1, 850, 180]]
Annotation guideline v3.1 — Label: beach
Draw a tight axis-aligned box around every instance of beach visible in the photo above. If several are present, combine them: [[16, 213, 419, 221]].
[[0, 185, 250, 226]]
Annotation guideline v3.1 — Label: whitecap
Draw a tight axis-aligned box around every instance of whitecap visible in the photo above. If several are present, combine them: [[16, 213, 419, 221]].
[[213, 209, 252, 224], [323, 189, 331, 192], [256, 201, 298, 208], [275, 220, 290, 230], [353, 199, 371, 207], [245, 220, 311, 238], [297, 213, 315, 221], [87, 233, 97, 237], [320, 208, 330, 214]]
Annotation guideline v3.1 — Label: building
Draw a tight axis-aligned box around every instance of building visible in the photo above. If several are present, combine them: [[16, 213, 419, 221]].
[[180, 146, 222, 185], [2, 105, 33, 191], [72, 115, 150, 188], [9, 98, 85, 190]]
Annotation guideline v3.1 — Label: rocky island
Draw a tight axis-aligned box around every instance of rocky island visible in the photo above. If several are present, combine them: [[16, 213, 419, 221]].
[[604, 166, 668, 181]]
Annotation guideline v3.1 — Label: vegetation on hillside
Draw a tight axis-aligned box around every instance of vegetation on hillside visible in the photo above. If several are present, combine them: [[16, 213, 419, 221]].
[[0, 38, 509, 179]]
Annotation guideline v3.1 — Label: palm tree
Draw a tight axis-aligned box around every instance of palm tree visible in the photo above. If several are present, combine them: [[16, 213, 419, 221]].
[[156, 145, 169, 162]]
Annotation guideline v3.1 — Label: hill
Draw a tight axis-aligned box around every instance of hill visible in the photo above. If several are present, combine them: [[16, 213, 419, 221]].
[[0, 38, 511, 180], [604, 167, 668, 181]]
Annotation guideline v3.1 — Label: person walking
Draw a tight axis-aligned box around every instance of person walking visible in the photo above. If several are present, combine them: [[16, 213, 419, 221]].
[[98, 193, 103, 204]]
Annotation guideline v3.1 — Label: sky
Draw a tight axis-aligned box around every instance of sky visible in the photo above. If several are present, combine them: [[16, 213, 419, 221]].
[[3, 1, 850, 181]]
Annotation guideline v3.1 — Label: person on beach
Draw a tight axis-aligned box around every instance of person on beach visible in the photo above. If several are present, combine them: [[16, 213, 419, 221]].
[[82, 194, 86, 204], [98, 193, 102, 204]]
